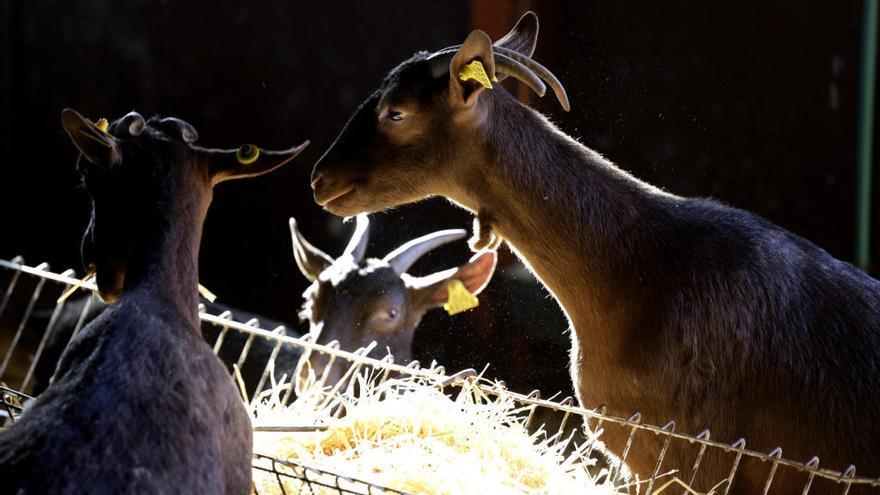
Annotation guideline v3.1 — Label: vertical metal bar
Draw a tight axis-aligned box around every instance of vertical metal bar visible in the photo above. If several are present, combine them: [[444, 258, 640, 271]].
[[645, 421, 675, 494], [761, 447, 783, 495], [555, 397, 575, 438], [285, 332, 319, 406], [377, 356, 394, 385], [69, 294, 95, 340], [800, 457, 820, 495], [523, 389, 541, 429], [234, 318, 260, 369], [319, 342, 376, 413], [21, 270, 74, 390], [584, 404, 607, 459], [610, 412, 641, 482], [314, 341, 341, 391], [687, 429, 712, 489], [273, 457, 288, 495], [211, 311, 234, 355], [855, 0, 878, 269], [722, 438, 747, 495], [252, 326, 286, 402], [0, 263, 48, 377], [0, 255, 24, 320], [839, 465, 857, 495]]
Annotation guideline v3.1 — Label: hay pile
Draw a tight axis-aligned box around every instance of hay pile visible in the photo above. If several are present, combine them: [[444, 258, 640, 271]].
[[251, 370, 627, 495]]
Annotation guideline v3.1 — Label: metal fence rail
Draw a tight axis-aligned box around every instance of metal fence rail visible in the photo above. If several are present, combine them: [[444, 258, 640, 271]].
[[252, 454, 414, 495], [1, 257, 878, 494]]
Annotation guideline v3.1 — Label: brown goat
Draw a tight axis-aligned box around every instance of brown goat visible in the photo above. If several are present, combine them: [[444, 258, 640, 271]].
[[0, 110, 306, 493], [309, 12, 880, 493], [291, 214, 496, 388]]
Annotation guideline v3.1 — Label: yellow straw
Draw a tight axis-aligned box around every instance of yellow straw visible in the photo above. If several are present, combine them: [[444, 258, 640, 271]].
[[197, 283, 217, 303], [57, 270, 96, 304]]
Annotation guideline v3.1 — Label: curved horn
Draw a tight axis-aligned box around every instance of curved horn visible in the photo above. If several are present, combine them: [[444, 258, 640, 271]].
[[383, 229, 467, 274], [160, 117, 199, 143], [494, 53, 547, 97], [494, 46, 569, 112], [119, 111, 145, 136], [341, 214, 370, 263], [430, 37, 570, 111], [429, 50, 546, 101], [290, 217, 333, 281]]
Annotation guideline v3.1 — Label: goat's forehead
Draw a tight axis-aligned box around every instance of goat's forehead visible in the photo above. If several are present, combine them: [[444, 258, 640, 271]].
[[378, 54, 443, 101], [105, 123, 166, 145], [105, 115, 195, 144], [313, 261, 401, 292], [382, 52, 433, 86]]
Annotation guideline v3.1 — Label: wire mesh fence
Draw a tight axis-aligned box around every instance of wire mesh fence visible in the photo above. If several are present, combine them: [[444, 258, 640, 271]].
[[1, 256, 878, 494], [252, 454, 415, 495]]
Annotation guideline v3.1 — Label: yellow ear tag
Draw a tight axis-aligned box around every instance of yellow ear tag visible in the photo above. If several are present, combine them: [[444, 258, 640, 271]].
[[458, 60, 494, 90], [236, 145, 260, 165], [443, 279, 479, 316], [85, 118, 110, 134], [95, 118, 109, 133]]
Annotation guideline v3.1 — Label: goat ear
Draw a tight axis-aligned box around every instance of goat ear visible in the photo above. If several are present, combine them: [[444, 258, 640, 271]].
[[495, 11, 539, 57], [61, 108, 122, 169], [202, 141, 309, 184], [449, 30, 496, 108], [289, 217, 333, 281], [405, 251, 497, 309]]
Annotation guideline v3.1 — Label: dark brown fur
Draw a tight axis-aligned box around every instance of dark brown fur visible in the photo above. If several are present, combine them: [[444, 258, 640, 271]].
[[309, 18, 880, 493]]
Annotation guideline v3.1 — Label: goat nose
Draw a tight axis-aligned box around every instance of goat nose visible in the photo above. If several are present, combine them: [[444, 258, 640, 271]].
[[311, 174, 324, 192]]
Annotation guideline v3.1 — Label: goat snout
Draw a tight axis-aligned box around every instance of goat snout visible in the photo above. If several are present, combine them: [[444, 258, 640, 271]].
[[311, 173, 354, 207], [310, 173, 324, 192]]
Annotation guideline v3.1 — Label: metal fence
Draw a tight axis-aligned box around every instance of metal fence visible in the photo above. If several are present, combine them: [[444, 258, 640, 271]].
[[1, 257, 878, 494]]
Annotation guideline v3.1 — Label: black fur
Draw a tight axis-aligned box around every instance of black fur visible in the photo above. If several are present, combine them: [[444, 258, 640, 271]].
[[0, 111, 262, 494]]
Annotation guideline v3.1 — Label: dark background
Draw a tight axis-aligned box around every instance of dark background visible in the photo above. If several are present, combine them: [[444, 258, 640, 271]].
[[1, 0, 877, 397]]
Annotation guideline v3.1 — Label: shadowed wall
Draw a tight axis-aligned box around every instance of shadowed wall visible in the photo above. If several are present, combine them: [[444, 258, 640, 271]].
[[0, 0, 875, 398]]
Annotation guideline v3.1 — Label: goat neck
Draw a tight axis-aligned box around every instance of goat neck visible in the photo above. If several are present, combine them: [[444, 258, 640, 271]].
[[443, 93, 677, 373], [122, 169, 210, 328]]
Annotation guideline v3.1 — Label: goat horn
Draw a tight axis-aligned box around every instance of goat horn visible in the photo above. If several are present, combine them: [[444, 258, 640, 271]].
[[494, 53, 547, 98], [119, 111, 146, 136], [429, 48, 567, 111], [159, 117, 199, 143], [289, 217, 334, 281], [383, 229, 467, 275], [493, 46, 569, 112], [341, 214, 370, 263]]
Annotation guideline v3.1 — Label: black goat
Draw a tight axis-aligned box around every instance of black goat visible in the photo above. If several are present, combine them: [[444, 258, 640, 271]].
[[309, 12, 880, 493], [291, 214, 496, 387], [0, 109, 306, 493], [22, 296, 300, 400]]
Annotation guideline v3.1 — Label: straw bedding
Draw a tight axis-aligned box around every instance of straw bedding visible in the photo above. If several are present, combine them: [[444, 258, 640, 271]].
[[251, 369, 627, 495]]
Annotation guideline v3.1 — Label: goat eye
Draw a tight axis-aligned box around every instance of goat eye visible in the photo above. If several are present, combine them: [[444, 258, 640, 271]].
[[388, 110, 405, 122], [387, 308, 399, 319]]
